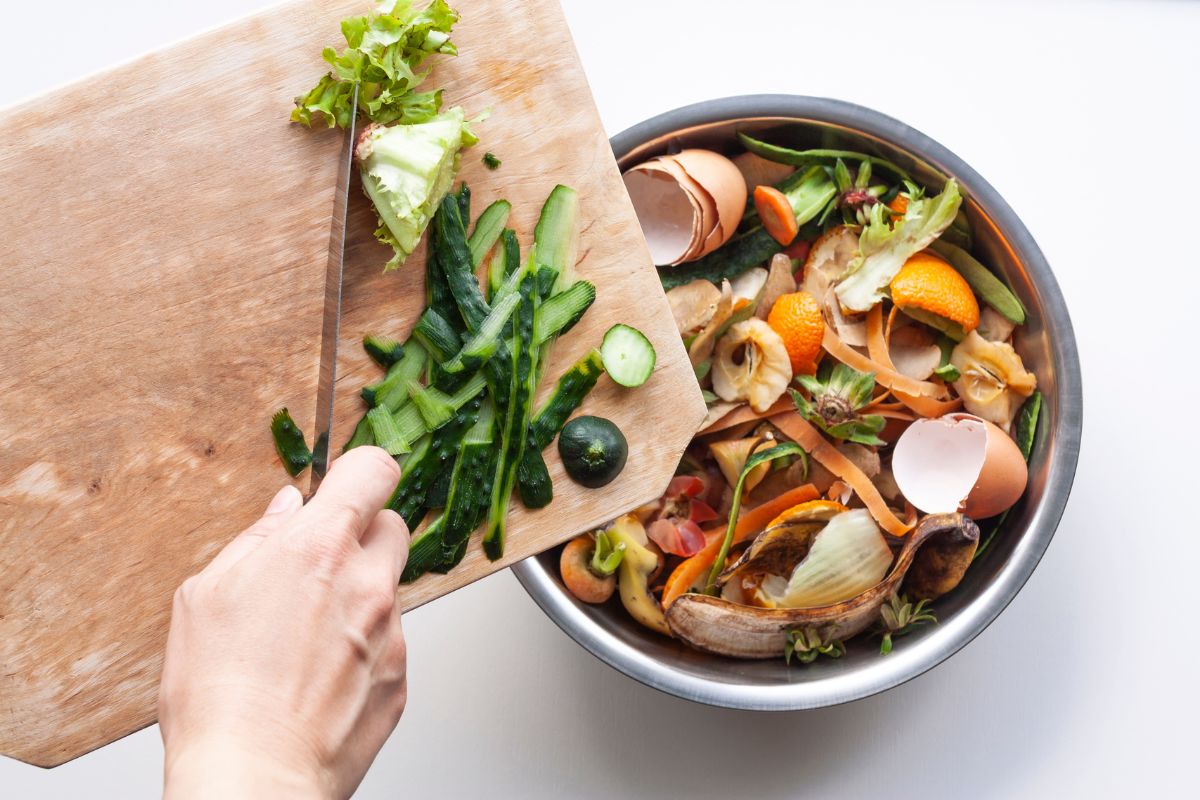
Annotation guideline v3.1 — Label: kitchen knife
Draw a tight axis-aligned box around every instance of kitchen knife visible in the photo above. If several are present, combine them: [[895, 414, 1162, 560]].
[[309, 82, 360, 494]]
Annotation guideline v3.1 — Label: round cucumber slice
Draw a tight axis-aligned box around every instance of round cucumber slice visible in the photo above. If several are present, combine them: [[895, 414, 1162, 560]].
[[600, 324, 656, 387]]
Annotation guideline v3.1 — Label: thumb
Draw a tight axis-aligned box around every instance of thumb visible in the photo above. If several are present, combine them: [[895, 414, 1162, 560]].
[[202, 485, 304, 577]]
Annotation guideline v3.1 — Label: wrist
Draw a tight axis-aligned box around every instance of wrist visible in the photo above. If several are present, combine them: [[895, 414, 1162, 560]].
[[164, 736, 327, 800]]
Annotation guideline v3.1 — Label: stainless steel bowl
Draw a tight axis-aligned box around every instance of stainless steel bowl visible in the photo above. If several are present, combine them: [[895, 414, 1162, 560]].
[[512, 95, 1082, 710]]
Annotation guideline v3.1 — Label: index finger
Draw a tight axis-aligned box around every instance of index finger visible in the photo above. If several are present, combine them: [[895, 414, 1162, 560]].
[[295, 446, 402, 543]]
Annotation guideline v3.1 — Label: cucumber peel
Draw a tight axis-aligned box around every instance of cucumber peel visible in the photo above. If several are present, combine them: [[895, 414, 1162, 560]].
[[534, 280, 595, 344], [468, 199, 511, 269], [362, 334, 404, 368], [366, 406, 412, 455], [270, 408, 312, 477], [516, 348, 605, 508], [737, 132, 911, 182]]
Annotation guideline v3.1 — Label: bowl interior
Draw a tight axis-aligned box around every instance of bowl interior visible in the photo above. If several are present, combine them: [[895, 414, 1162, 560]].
[[514, 99, 1081, 710]]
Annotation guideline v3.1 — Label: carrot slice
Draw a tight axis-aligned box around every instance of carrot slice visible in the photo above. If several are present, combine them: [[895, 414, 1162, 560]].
[[754, 185, 799, 246], [865, 305, 963, 417], [661, 483, 819, 609], [769, 411, 913, 537]]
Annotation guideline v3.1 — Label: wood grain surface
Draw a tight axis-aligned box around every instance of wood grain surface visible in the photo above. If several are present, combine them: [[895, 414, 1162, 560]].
[[0, 0, 703, 767]]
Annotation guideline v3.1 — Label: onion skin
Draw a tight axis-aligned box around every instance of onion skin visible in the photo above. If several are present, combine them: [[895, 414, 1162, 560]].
[[716, 502, 845, 587], [665, 514, 974, 659]]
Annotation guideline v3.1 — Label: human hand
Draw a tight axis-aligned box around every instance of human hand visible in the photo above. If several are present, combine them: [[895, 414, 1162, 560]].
[[159, 447, 409, 800]]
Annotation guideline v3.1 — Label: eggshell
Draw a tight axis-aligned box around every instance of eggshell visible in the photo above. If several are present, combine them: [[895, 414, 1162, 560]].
[[892, 413, 1029, 520], [656, 156, 721, 259], [622, 164, 700, 266], [950, 413, 1028, 519], [636, 160, 708, 260], [669, 149, 749, 243], [892, 415, 988, 514]]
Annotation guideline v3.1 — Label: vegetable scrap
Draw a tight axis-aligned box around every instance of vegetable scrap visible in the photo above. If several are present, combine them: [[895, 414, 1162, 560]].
[[558, 132, 1042, 664], [271, 2, 654, 583]]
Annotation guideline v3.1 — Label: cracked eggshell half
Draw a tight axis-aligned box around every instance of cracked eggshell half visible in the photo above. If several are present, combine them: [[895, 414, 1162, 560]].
[[656, 155, 721, 258], [623, 150, 749, 266], [892, 413, 1027, 520], [669, 149, 749, 243], [622, 162, 702, 266]]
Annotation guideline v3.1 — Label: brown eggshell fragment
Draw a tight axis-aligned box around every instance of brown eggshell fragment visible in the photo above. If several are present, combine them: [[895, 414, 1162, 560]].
[[893, 413, 1028, 520], [892, 415, 988, 515], [949, 413, 1028, 519], [642, 159, 709, 260], [657, 156, 720, 259], [670, 149, 749, 243], [622, 163, 701, 266]]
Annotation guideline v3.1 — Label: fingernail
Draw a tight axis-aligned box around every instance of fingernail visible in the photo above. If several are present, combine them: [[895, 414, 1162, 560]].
[[265, 485, 302, 515]]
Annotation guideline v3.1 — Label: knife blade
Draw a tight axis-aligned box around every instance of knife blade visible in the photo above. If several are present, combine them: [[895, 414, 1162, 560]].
[[309, 82, 361, 494]]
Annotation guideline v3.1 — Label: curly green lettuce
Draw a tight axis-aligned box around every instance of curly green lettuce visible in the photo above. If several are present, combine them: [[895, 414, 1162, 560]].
[[834, 178, 962, 312], [292, 0, 461, 128], [358, 107, 475, 270]]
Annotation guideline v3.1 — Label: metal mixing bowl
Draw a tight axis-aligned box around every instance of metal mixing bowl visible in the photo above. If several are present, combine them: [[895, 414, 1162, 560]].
[[512, 95, 1082, 710]]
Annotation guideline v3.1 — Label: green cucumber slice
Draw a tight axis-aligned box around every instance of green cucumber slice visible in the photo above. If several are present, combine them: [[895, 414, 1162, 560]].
[[600, 324, 656, 388]]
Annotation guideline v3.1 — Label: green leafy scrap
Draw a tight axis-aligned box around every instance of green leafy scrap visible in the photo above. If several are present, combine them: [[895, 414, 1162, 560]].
[[292, 1, 461, 128], [791, 362, 886, 446], [785, 628, 846, 665]]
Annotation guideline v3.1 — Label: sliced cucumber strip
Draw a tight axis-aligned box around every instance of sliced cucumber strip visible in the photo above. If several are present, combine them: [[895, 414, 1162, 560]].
[[600, 324, 656, 388], [362, 334, 404, 369], [412, 308, 462, 363], [366, 406, 411, 456], [468, 200, 511, 269], [534, 280, 596, 344], [270, 408, 312, 477]]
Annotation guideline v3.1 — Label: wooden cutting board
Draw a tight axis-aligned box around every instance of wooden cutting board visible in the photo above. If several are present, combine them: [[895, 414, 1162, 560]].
[[0, 0, 703, 767]]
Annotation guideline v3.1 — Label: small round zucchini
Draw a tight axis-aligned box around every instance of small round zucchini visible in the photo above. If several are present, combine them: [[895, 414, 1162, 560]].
[[558, 415, 629, 488], [600, 324, 656, 387]]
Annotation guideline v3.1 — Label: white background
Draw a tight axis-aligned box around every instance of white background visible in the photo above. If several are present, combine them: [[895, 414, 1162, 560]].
[[2, 1, 1196, 797]]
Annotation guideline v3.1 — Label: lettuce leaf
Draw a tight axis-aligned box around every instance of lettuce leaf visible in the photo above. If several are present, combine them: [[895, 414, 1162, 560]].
[[358, 107, 470, 270], [835, 178, 962, 312], [292, 1, 460, 128]]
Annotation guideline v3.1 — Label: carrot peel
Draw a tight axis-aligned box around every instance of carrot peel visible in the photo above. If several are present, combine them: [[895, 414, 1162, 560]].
[[769, 411, 913, 537]]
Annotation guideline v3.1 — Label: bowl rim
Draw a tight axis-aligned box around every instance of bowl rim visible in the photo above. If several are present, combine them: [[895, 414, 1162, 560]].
[[512, 94, 1083, 711]]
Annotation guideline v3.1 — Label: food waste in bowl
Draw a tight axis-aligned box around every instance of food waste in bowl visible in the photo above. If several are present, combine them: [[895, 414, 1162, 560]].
[[511, 95, 1082, 710]]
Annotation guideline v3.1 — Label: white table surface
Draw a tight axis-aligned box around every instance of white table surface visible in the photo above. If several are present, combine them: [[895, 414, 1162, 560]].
[[2, 0, 1195, 796]]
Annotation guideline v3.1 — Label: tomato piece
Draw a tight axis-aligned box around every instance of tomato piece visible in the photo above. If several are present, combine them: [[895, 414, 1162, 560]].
[[647, 518, 707, 557], [666, 475, 704, 498], [688, 499, 719, 525]]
